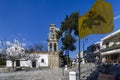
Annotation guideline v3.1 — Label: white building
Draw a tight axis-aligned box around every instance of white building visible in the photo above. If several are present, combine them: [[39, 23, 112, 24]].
[[6, 52, 49, 68], [6, 24, 59, 68], [76, 51, 86, 64], [100, 29, 120, 63]]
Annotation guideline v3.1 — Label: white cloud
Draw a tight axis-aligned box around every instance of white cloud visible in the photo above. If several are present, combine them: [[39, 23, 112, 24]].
[[10, 34, 15, 37], [42, 41, 47, 44], [22, 43, 26, 47], [13, 39, 27, 47], [114, 15, 120, 20], [6, 39, 27, 47], [14, 39, 19, 44], [6, 41, 13, 46], [22, 38, 26, 41], [18, 33, 21, 36], [56, 27, 60, 31], [0, 40, 1, 44]]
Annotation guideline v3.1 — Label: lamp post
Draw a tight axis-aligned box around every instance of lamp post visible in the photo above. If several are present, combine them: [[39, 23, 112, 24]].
[[83, 38, 88, 63], [78, 37, 88, 80], [78, 38, 81, 80]]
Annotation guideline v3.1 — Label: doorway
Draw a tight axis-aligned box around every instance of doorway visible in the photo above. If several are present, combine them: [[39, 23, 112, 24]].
[[16, 60, 20, 67], [32, 61, 36, 68]]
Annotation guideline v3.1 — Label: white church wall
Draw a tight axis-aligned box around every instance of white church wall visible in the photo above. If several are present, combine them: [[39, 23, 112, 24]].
[[20, 60, 31, 67], [37, 54, 48, 67], [6, 60, 12, 67], [6, 54, 49, 68], [6, 60, 31, 67]]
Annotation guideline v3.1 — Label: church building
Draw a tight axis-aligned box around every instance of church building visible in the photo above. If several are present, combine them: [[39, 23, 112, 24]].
[[6, 24, 59, 68]]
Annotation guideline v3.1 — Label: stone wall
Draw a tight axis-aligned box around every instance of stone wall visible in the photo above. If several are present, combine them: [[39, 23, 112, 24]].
[[48, 53, 59, 69]]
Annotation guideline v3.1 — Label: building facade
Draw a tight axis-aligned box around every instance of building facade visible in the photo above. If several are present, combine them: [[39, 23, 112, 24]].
[[6, 24, 59, 68], [100, 29, 120, 63], [77, 29, 120, 64], [85, 42, 101, 63]]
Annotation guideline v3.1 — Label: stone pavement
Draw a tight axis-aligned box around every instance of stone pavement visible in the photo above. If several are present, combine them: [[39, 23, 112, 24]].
[[69, 63, 96, 80], [0, 63, 97, 80], [0, 68, 69, 80]]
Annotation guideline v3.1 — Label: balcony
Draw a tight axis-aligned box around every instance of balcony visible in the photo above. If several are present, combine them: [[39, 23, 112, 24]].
[[100, 44, 120, 52]]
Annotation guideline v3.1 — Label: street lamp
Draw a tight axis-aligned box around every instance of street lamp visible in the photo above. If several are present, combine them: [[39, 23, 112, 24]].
[[78, 37, 88, 80], [83, 38, 88, 63]]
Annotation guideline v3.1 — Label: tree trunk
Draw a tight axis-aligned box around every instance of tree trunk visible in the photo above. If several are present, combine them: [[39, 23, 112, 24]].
[[12, 60, 15, 71]]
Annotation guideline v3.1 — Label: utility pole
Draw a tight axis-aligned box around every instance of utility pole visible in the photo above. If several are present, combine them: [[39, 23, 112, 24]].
[[78, 38, 81, 80]]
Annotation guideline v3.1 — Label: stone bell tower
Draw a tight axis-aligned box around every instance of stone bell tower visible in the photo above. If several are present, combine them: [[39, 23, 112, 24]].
[[48, 24, 58, 53], [48, 24, 59, 68]]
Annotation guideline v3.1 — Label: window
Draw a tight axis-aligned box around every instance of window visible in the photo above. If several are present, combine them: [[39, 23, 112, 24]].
[[41, 59, 44, 63], [54, 43, 56, 51], [106, 42, 109, 48], [52, 34, 54, 39], [50, 43, 52, 48], [50, 43, 52, 52], [50, 29, 54, 33]]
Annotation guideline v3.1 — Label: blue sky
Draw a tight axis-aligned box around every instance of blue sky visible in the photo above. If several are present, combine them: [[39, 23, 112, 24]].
[[0, 0, 120, 58]]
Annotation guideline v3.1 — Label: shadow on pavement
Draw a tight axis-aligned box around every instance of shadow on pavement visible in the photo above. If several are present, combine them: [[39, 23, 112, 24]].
[[86, 63, 120, 80]]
